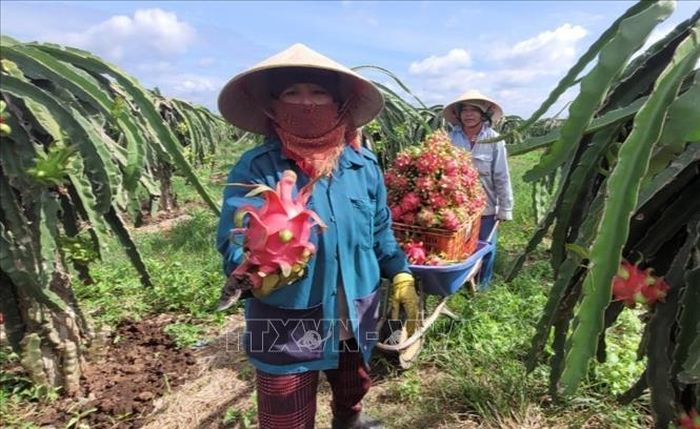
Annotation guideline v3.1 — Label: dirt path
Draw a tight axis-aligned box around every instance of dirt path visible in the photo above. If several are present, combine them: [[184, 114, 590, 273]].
[[139, 318, 482, 429], [140, 315, 255, 429], [9, 312, 553, 428]]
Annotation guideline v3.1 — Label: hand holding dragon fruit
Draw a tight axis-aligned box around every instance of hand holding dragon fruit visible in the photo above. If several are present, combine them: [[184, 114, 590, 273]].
[[217, 170, 326, 309]]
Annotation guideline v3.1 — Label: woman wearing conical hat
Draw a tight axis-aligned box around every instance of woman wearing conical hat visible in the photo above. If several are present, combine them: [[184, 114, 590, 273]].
[[216, 43, 418, 429], [443, 90, 514, 287]]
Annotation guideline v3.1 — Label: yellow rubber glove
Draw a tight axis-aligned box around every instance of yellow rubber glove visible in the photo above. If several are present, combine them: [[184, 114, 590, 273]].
[[390, 272, 420, 337], [252, 253, 310, 299]]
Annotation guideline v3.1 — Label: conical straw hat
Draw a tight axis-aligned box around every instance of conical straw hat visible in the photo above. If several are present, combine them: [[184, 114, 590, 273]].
[[443, 89, 503, 126], [218, 43, 384, 134]]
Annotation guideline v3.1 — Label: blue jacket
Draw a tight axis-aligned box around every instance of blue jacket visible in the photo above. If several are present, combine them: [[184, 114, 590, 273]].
[[216, 138, 409, 374], [449, 126, 514, 220]]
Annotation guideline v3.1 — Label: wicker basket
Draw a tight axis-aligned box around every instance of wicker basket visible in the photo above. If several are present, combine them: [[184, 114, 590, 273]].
[[393, 215, 481, 260]]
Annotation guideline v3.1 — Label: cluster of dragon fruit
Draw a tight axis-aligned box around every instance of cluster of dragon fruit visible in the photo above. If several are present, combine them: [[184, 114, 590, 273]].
[[384, 130, 486, 265], [611, 259, 670, 308]]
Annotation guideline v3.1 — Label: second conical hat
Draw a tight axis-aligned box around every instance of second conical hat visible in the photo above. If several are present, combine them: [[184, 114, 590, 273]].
[[443, 89, 503, 125]]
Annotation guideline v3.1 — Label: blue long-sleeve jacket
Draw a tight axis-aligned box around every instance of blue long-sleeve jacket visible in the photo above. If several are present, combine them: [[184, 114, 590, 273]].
[[216, 138, 409, 374]]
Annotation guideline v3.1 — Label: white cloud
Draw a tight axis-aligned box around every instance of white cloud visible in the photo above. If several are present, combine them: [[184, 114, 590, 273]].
[[134, 61, 175, 74], [58, 9, 196, 62], [490, 23, 587, 67], [407, 24, 589, 116], [148, 73, 224, 107], [163, 74, 223, 95], [409, 49, 472, 75]]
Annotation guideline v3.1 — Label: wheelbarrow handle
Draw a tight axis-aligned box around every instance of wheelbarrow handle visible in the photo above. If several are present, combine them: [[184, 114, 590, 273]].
[[486, 219, 500, 243]]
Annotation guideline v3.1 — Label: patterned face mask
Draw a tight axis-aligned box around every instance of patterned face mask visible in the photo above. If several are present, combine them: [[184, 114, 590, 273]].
[[268, 100, 356, 179]]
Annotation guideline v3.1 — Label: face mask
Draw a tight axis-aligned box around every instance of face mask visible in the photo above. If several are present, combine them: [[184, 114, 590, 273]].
[[268, 101, 350, 178], [269, 100, 344, 138]]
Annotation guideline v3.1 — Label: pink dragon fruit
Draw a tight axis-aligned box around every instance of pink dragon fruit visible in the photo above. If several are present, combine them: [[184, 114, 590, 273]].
[[400, 192, 421, 212], [441, 209, 461, 231], [232, 170, 326, 288], [390, 206, 403, 221], [428, 194, 448, 210], [403, 240, 427, 265], [672, 409, 700, 429], [400, 211, 416, 224], [611, 259, 669, 308], [416, 207, 437, 228]]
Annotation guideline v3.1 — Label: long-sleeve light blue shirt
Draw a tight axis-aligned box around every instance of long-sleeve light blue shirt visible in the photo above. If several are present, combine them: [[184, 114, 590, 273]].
[[449, 125, 514, 220]]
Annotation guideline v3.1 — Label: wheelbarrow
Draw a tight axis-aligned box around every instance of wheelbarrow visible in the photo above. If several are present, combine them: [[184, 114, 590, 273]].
[[375, 221, 499, 368]]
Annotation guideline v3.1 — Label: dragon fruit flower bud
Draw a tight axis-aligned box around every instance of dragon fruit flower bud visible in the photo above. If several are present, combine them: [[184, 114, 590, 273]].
[[645, 271, 656, 286], [634, 291, 647, 305]]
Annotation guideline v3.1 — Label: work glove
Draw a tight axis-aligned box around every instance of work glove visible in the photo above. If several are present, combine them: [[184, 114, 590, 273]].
[[216, 254, 311, 311], [216, 274, 251, 311], [390, 272, 420, 337], [251, 257, 308, 299]]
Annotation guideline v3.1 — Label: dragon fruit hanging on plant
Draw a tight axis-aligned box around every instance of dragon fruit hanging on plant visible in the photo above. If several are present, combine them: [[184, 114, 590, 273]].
[[611, 259, 670, 308]]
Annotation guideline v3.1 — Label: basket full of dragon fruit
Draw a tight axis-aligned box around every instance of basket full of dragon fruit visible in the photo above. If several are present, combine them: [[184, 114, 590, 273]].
[[385, 130, 486, 265]]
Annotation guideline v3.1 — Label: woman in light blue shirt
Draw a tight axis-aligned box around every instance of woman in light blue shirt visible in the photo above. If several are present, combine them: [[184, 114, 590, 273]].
[[443, 90, 513, 287]]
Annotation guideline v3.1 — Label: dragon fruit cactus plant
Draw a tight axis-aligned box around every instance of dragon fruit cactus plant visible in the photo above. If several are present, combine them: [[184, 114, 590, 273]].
[[231, 170, 326, 290], [611, 259, 670, 308]]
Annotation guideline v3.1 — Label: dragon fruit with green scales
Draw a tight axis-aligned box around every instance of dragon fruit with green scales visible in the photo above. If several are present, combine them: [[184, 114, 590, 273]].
[[218, 170, 326, 307]]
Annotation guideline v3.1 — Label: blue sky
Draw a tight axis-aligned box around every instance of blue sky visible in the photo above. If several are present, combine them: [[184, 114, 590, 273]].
[[2, 1, 698, 117]]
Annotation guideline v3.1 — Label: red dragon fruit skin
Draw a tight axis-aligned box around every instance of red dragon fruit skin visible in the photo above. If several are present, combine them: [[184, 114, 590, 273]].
[[232, 170, 326, 288], [611, 259, 670, 308], [676, 409, 700, 429], [403, 240, 427, 265]]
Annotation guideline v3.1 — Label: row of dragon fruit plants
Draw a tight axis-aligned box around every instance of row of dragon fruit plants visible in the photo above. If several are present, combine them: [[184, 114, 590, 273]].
[[359, 3, 700, 427], [0, 35, 243, 394]]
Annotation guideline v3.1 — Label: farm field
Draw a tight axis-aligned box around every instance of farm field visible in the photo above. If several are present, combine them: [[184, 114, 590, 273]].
[[2, 150, 652, 428], [1, 1, 699, 428]]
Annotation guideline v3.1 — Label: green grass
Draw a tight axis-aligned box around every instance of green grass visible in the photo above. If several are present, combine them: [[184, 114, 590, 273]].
[[74, 207, 232, 330], [72, 143, 257, 340]]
